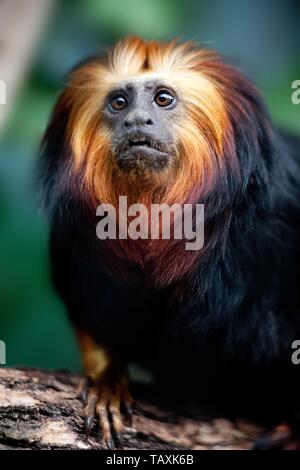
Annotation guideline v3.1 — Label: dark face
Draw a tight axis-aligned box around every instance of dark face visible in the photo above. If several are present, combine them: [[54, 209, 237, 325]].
[[103, 79, 181, 174]]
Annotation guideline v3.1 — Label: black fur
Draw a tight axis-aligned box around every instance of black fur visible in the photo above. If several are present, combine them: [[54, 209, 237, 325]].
[[40, 64, 300, 426]]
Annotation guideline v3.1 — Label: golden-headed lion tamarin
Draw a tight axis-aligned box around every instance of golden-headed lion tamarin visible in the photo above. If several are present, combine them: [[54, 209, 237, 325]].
[[40, 36, 300, 449]]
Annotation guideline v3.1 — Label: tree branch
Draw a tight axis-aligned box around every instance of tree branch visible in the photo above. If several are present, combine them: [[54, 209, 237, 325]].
[[0, 368, 263, 450]]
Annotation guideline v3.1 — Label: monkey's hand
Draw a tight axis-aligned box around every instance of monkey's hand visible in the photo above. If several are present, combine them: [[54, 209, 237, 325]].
[[76, 331, 133, 449]]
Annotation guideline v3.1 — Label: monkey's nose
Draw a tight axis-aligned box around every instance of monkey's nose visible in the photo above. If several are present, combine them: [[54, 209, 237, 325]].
[[124, 110, 153, 128]]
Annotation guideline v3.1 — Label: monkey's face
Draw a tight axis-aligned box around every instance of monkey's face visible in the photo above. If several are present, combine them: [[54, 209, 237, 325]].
[[63, 37, 237, 205], [104, 80, 180, 175]]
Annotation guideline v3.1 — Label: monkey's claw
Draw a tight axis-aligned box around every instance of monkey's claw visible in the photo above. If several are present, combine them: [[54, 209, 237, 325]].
[[81, 373, 132, 449]]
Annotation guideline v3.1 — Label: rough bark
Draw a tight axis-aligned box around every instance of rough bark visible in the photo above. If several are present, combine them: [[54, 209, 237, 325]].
[[0, 368, 263, 450]]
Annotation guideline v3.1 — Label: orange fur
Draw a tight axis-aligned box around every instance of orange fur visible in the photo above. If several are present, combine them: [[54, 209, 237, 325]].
[[63, 37, 234, 208], [56, 37, 245, 286]]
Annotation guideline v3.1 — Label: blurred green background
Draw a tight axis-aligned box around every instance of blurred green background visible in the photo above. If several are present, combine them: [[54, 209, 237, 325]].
[[0, 0, 299, 371]]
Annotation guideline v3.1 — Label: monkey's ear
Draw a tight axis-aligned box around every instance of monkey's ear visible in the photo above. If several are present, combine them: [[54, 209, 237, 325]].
[[39, 91, 73, 214]]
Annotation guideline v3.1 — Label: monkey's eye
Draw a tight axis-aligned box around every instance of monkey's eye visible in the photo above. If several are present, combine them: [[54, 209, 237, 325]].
[[108, 93, 128, 112], [153, 89, 175, 108]]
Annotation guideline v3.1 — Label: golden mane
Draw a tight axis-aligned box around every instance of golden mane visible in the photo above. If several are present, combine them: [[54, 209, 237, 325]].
[[62, 36, 236, 207]]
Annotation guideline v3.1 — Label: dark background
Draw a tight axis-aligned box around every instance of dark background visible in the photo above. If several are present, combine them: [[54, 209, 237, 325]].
[[0, 0, 299, 371]]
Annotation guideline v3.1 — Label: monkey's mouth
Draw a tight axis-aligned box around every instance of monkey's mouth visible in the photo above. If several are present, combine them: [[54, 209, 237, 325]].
[[115, 133, 171, 173], [129, 136, 152, 149]]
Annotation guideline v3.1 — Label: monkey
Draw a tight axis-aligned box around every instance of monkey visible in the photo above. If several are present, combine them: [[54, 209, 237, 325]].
[[40, 36, 300, 449]]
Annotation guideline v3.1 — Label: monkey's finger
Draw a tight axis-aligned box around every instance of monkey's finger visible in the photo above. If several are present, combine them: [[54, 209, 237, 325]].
[[110, 393, 124, 449], [97, 407, 113, 449], [76, 376, 88, 401], [96, 392, 115, 449], [83, 387, 98, 438]]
